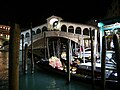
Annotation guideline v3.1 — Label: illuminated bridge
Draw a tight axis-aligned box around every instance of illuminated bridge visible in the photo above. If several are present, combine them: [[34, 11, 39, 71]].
[[20, 15, 99, 51]]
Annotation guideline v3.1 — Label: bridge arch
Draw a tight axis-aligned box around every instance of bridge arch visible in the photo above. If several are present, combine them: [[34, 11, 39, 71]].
[[27, 31, 90, 49]]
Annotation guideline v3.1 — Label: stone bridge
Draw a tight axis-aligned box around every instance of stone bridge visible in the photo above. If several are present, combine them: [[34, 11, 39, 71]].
[[20, 15, 98, 50]]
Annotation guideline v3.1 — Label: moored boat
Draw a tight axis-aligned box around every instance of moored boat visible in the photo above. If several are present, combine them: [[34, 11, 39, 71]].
[[33, 54, 118, 89]]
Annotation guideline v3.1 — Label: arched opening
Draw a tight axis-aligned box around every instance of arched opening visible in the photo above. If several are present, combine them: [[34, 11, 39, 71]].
[[36, 28, 41, 34], [61, 25, 67, 32], [68, 26, 74, 33], [75, 27, 81, 34], [83, 28, 89, 35], [25, 32, 30, 38], [42, 26, 47, 32], [20, 34, 24, 39], [32, 30, 36, 35]]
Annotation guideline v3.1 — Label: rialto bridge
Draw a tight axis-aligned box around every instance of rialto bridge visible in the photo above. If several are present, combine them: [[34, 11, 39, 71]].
[[20, 15, 99, 52]]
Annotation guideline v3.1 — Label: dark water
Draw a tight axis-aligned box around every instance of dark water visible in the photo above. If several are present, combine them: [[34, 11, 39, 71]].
[[0, 51, 116, 90], [19, 69, 98, 90]]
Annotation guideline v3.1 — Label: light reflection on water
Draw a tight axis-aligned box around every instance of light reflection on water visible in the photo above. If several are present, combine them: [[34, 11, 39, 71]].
[[19, 69, 95, 90], [20, 68, 116, 90]]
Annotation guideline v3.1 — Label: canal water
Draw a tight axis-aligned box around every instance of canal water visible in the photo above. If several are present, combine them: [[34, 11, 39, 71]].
[[0, 51, 9, 90], [0, 51, 116, 90]]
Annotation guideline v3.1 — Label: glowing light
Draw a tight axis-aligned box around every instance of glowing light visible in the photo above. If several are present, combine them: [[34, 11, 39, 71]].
[[49, 18, 58, 25], [98, 22, 104, 27], [3, 26, 5, 29], [114, 73, 117, 76], [0, 34, 3, 36]]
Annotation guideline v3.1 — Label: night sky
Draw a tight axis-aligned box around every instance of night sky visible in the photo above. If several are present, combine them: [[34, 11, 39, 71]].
[[0, 0, 112, 29]]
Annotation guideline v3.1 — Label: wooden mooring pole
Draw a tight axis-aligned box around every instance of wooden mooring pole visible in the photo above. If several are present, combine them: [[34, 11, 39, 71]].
[[9, 23, 21, 90], [66, 39, 71, 84], [113, 34, 120, 88], [101, 36, 106, 90], [90, 28, 95, 90], [21, 34, 24, 71], [30, 22, 34, 74], [24, 44, 28, 74]]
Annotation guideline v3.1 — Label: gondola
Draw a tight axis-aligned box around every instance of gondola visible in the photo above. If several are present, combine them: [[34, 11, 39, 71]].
[[28, 33, 118, 89], [33, 54, 118, 89]]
